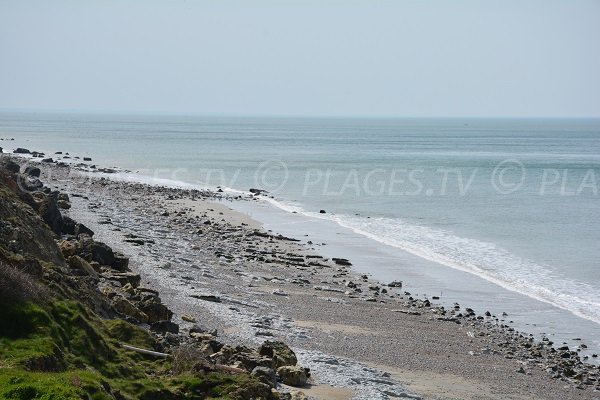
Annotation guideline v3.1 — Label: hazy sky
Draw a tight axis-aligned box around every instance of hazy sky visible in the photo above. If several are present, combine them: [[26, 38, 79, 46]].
[[1, 1, 599, 117]]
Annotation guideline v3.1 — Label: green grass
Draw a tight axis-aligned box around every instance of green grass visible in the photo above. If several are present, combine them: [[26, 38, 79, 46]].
[[0, 301, 267, 400]]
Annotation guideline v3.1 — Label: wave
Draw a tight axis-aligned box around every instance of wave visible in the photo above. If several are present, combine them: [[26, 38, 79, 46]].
[[259, 197, 600, 326]]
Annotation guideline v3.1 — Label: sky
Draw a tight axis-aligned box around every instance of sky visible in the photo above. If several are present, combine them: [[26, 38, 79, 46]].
[[0, 0, 599, 118]]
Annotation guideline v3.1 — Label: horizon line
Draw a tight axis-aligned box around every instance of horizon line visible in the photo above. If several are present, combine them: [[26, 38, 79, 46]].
[[1, 108, 599, 120]]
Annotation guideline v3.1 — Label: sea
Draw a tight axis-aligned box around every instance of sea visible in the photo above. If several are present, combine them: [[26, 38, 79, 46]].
[[1, 112, 599, 359]]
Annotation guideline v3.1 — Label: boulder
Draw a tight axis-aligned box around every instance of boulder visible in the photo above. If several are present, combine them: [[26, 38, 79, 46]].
[[90, 241, 115, 266], [1, 160, 20, 173], [332, 257, 352, 266], [17, 175, 43, 192], [277, 366, 308, 387], [139, 301, 173, 323], [41, 158, 53, 163], [61, 216, 94, 238], [150, 320, 179, 334], [37, 195, 63, 235], [24, 166, 41, 177], [252, 366, 277, 387], [259, 341, 297, 368], [57, 200, 71, 209], [68, 255, 98, 277], [112, 296, 148, 323], [112, 253, 129, 271], [13, 148, 31, 154]]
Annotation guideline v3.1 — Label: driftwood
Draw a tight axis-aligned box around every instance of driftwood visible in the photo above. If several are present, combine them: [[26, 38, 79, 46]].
[[121, 343, 246, 374], [121, 344, 170, 358]]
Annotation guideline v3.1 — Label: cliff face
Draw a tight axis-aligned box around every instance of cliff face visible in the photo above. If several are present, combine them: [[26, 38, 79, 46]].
[[0, 162, 66, 268]]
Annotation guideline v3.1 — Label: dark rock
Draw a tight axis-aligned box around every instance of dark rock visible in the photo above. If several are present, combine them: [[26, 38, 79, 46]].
[[249, 188, 268, 195], [83, 157, 92, 161], [112, 253, 130, 271], [150, 320, 179, 334], [332, 257, 352, 266], [37, 194, 64, 235], [190, 293, 221, 303], [388, 281, 403, 288], [41, 158, 53, 163], [24, 166, 41, 177], [139, 301, 173, 323], [90, 241, 115, 266], [319, 209, 326, 214], [13, 148, 31, 154], [1, 160, 20, 173], [61, 216, 94, 238]]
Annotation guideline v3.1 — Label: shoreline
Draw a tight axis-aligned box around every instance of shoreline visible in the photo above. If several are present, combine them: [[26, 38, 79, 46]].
[[6, 136, 600, 354], [4, 148, 599, 399]]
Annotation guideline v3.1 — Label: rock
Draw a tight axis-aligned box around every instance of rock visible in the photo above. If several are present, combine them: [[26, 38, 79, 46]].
[[61, 216, 94, 238], [68, 255, 98, 277], [41, 158, 53, 163], [277, 366, 308, 387], [332, 257, 352, 266], [388, 281, 403, 288], [102, 272, 141, 288], [319, 209, 326, 214], [13, 148, 31, 154], [83, 157, 92, 161], [190, 293, 221, 303], [112, 296, 148, 322], [112, 253, 129, 271], [139, 301, 173, 323], [90, 241, 115, 266], [259, 341, 297, 368], [249, 188, 268, 195], [36, 194, 63, 234], [272, 289, 288, 296], [17, 175, 43, 192], [57, 200, 71, 209], [190, 332, 217, 341], [252, 366, 277, 387], [24, 166, 41, 177], [150, 320, 179, 334], [1, 160, 20, 173], [181, 314, 196, 323]]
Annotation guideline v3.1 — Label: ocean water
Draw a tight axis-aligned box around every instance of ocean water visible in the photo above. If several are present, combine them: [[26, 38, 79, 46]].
[[2, 112, 599, 356]]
